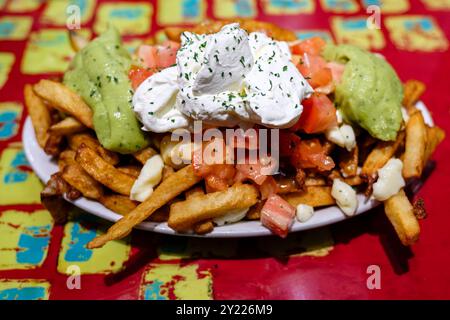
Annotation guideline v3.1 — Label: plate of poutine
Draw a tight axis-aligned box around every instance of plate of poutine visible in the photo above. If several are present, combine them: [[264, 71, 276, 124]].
[[22, 20, 444, 248]]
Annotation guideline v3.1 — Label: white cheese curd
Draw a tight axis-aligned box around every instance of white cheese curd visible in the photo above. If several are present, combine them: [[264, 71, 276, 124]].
[[213, 207, 249, 226], [325, 124, 356, 151], [296, 204, 314, 222], [331, 179, 358, 216], [133, 23, 313, 132], [372, 158, 405, 201], [130, 155, 164, 202]]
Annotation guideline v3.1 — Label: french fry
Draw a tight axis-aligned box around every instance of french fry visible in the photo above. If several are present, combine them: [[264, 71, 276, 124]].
[[305, 176, 327, 186], [403, 80, 426, 111], [194, 221, 214, 235], [339, 145, 358, 177], [58, 149, 77, 170], [44, 133, 65, 157], [117, 165, 142, 178], [403, 111, 427, 178], [149, 206, 170, 222], [384, 189, 420, 246], [162, 165, 175, 180], [362, 131, 405, 177], [99, 194, 138, 215], [68, 133, 119, 165], [87, 165, 202, 248], [424, 126, 445, 163], [76, 145, 135, 196], [24, 84, 52, 148], [283, 186, 335, 207], [185, 186, 204, 199], [33, 79, 93, 128], [62, 164, 103, 199], [168, 183, 259, 232], [69, 30, 89, 52], [49, 117, 85, 136], [133, 146, 157, 165], [41, 172, 75, 224]]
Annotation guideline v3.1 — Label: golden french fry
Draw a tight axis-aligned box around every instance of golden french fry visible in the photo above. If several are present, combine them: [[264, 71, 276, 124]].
[[283, 186, 335, 208], [58, 149, 77, 170], [424, 126, 445, 163], [68, 133, 119, 165], [362, 131, 405, 177], [403, 111, 427, 178], [384, 189, 420, 246], [62, 164, 103, 199], [33, 79, 93, 128], [24, 84, 51, 148], [69, 30, 89, 52], [99, 194, 138, 215], [168, 183, 258, 232], [149, 206, 170, 222], [49, 117, 85, 136], [339, 145, 358, 177], [44, 133, 64, 157], [305, 176, 327, 187], [185, 186, 204, 199], [76, 145, 135, 196], [403, 80, 426, 111], [133, 146, 157, 165], [87, 165, 202, 248], [162, 165, 175, 180], [194, 221, 214, 235], [117, 165, 142, 178]]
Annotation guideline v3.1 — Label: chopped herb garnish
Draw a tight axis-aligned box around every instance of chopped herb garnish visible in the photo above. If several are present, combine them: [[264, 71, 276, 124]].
[[283, 66, 288, 72]]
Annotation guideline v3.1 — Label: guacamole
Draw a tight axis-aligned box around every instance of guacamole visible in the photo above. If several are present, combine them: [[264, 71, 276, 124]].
[[323, 44, 403, 141], [64, 27, 148, 153]]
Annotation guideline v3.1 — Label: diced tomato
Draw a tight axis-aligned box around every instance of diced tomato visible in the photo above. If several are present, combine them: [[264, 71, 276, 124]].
[[296, 53, 332, 88], [128, 66, 155, 90], [235, 162, 268, 185], [136, 40, 180, 70], [259, 176, 278, 200], [290, 93, 337, 133], [279, 130, 301, 157], [327, 61, 345, 85], [290, 138, 335, 172], [156, 41, 180, 69], [290, 37, 326, 56], [260, 194, 296, 238], [203, 164, 236, 192]]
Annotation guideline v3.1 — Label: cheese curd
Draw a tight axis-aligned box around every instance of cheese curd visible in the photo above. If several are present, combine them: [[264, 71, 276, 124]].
[[296, 204, 314, 222], [331, 179, 358, 216], [372, 158, 405, 201], [213, 207, 249, 226], [130, 155, 164, 202], [325, 123, 356, 151]]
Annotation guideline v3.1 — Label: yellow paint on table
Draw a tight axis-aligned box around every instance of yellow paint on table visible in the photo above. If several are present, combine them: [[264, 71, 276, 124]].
[[57, 210, 131, 274], [21, 29, 90, 74], [213, 0, 257, 19], [140, 264, 213, 300], [157, 0, 207, 25], [0, 53, 15, 90], [0, 210, 53, 270], [0, 280, 50, 300], [261, 0, 315, 14], [331, 16, 385, 50], [320, 0, 359, 13], [6, 0, 42, 12], [421, 0, 450, 10], [0, 16, 32, 40], [361, 0, 410, 14], [41, 0, 96, 25], [0, 145, 42, 205], [94, 2, 152, 35], [385, 15, 448, 52]]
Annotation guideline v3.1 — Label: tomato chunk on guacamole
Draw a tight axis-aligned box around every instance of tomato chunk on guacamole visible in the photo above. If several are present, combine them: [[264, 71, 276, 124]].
[[64, 27, 148, 153], [323, 44, 403, 141]]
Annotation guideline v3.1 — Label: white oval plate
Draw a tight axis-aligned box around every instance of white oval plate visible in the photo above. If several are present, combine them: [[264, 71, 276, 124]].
[[23, 102, 433, 238]]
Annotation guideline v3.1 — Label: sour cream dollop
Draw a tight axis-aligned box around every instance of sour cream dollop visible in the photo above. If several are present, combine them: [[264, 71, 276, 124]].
[[133, 23, 313, 133]]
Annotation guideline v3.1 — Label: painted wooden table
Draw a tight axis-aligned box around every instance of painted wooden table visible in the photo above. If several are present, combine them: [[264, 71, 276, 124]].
[[0, 0, 449, 300]]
